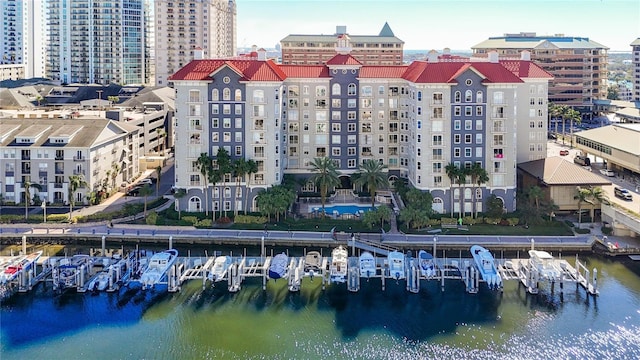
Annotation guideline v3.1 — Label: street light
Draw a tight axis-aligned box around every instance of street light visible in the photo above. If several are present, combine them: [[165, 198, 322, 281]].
[[41, 199, 47, 223]]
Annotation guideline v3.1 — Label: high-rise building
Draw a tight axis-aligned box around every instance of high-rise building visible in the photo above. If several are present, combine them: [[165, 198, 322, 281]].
[[280, 23, 404, 65], [46, 0, 146, 85], [154, 0, 237, 86], [472, 32, 608, 115], [169, 44, 551, 215], [0, 0, 47, 79], [631, 38, 640, 102]]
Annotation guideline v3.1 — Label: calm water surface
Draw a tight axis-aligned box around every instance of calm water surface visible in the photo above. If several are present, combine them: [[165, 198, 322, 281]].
[[1, 256, 639, 359]]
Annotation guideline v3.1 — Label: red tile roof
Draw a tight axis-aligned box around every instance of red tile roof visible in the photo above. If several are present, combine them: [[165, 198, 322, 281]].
[[169, 59, 287, 81], [359, 66, 407, 78], [279, 65, 330, 78], [402, 61, 525, 83], [499, 60, 554, 79], [326, 54, 362, 66]]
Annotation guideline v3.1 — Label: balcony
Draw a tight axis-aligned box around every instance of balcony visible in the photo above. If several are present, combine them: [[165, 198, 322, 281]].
[[73, 156, 86, 161], [73, 170, 85, 175], [492, 127, 505, 133], [54, 182, 64, 189]]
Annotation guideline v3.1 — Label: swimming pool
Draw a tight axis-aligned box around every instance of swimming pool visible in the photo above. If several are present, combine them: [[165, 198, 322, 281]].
[[311, 204, 377, 216]]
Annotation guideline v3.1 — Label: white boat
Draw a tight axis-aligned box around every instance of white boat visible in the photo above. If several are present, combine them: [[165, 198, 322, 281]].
[[268, 253, 288, 280], [1, 250, 42, 283], [209, 256, 232, 282], [418, 250, 435, 278], [55, 254, 92, 292], [470, 245, 502, 289], [528, 250, 562, 281], [329, 246, 348, 283], [139, 249, 178, 289], [303, 251, 322, 276], [388, 251, 405, 280], [359, 251, 376, 278], [87, 271, 111, 292]]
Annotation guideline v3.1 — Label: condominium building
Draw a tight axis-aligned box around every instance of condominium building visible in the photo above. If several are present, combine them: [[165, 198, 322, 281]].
[[280, 23, 404, 65], [0, 0, 47, 79], [154, 0, 237, 86], [169, 42, 551, 215], [631, 38, 640, 102], [46, 0, 147, 85], [472, 32, 608, 114], [0, 118, 140, 207]]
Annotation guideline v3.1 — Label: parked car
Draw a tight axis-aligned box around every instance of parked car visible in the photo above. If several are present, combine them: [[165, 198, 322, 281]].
[[573, 154, 590, 166], [126, 186, 142, 196], [559, 149, 569, 156], [614, 187, 633, 201], [599, 169, 615, 177], [138, 178, 154, 186]]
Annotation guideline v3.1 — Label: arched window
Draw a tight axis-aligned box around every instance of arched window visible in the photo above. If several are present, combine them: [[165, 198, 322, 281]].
[[212, 89, 219, 101], [476, 91, 483, 103], [432, 198, 444, 214], [224, 187, 231, 198], [332, 83, 341, 96], [235, 89, 242, 101], [465, 90, 473, 102], [454, 91, 461, 103], [454, 188, 460, 200], [464, 188, 472, 200], [188, 196, 202, 212], [347, 83, 357, 96], [417, 91, 422, 101], [223, 88, 231, 101], [476, 188, 483, 199]]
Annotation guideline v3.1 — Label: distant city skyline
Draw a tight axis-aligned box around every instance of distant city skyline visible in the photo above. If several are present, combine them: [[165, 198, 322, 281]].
[[236, 0, 640, 52]]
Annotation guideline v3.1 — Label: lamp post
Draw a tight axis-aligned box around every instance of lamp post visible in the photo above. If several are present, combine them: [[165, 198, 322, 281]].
[[41, 199, 47, 223]]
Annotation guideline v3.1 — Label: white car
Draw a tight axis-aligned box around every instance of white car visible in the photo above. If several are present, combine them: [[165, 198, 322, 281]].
[[138, 178, 154, 185], [599, 169, 615, 177]]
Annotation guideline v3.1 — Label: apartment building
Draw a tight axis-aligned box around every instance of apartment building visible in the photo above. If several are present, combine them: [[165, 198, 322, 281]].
[[154, 0, 237, 86], [0, 0, 47, 79], [46, 0, 147, 85], [632, 38, 640, 102], [472, 32, 608, 114], [280, 23, 404, 65], [170, 44, 551, 215], [0, 118, 140, 206]]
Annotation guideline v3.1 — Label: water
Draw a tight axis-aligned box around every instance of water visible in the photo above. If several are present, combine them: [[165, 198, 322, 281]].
[[1, 256, 639, 359], [312, 204, 376, 216]]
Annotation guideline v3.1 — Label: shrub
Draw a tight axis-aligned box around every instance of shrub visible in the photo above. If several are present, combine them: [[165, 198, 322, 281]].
[[197, 219, 212, 227], [564, 220, 575, 228], [484, 217, 501, 225], [506, 218, 519, 226], [575, 228, 590, 234], [441, 217, 457, 225], [146, 212, 158, 225], [234, 215, 267, 224], [47, 214, 71, 222], [182, 216, 199, 225], [601, 226, 613, 235], [216, 216, 232, 224], [427, 218, 440, 226]]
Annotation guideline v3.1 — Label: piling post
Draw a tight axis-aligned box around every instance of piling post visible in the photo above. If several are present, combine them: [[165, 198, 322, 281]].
[[530, 238, 534, 251], [592, 268, 598, 295], [101, 235, 106, 256], [22, 235, 27, 255], [169, 236, 173, 250], [584, 268, 590, 293]]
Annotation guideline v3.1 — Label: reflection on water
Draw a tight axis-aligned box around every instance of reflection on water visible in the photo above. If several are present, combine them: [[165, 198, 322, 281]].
[[1, 257, 639, 360]]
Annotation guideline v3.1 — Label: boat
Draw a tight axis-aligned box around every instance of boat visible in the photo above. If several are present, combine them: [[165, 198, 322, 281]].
[[139, 249, 179, 289], [418, 250, 435, 278], [209, 256, 232, 282], [528, 250, 562, 281], [87, 271, 111, 292], [1, 250, 42, 283], [329, 246, 348, 283], [268, 253, 289, 280], [470, 245, 502, 289], [55, 254, 92, 292], [359, 251, 376, 278], [303, 251, 322, 276], [388, 251, 405, 280]]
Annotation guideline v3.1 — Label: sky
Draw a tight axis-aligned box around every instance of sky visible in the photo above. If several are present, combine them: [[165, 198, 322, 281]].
[[236, 0, 640, 52]]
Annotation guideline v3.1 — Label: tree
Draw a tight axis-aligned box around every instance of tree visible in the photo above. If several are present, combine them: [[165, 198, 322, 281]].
[[173, 188, 187, 219], [243, 159, 258, 215], [548, 103, 565, 140], [376, 205, 392, 230], [156, 128, 166, 155], [574, 187, 590, 225], [68, 175, 87, 221], [309, 157, 340, 214], [139, 184, 154, 217], [565, 108, 581, 147], [527, 186, 544, 213], [351, 159, 389, 209], [399, 207, 420, 230], [445, 162, 459, 218], [22, 181, 42, 220], [110, 162, 121, 189], [470, 163, 489, 218], [207, 165, 222, 222], [455, 167, 469, 219], [196, 153, 212, 216], [232, 158, 249, 217], [586, 186, 607, 222], [155, 165, 162, 196], [107, 96, 119, 107], [485, 194, 504, 219], [214, 148, 232, 219]]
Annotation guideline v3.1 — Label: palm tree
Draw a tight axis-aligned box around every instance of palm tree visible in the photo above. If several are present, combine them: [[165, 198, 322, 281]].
[[399, 207, 420, 230], [548, 103, 564, 141], [215, 148, 232, 219], [376, 205, 392, 230], [573, 187, 590, 225], [243, 159, 258, 215], [139, 184, 154, 217], [155, 165, 162, 196], [586, 186, 607, 223], [233, 158, 249, 216], [309, 157, 341, 214], [207, 167, 222, 222], [111, 162, 121, 189], [565, 108, 581, 148], [68, 174, 87, 221], [196, 153, 211, 215], [351, 159, 389, 209], [456, 167, 469, 219], [527, 186, 544, 213], [22, 180, 42, 220], [469, 163, 489, 218], [445, 162, 459, 218], [173, 188, 187, 219]]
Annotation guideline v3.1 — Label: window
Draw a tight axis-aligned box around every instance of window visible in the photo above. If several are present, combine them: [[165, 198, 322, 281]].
[[433, 93, 443, 104], [454, 107, 461, 116], [433, 108, 443, 118], [189, 90, 200, 102], [475, 120, 483, 130], [493, 91, 504, 104], [223, 104, 231, 115], [465, 148, 472, 157], [454, 134, 461, 144], [235, 104, 242, 115], [465, 134, 472, 144], [465, 120, 472, 130], [378, 86, 384, 95], [316, 86, 327, 97], [454, 148, 461, 157], [417, 107, 422, 115], [361, 86, 372, 96], [475, 133, 482, 144], [465, 106, 472, 116], [235, 89, 242, 101], [476, 91, 483, 103], [332, 83, 341, 95], [417, 91, 422, 101], [348, 83, 357, 96], [454, 91, 461, 103], [348, 123, 356, 132], [348, 99, 356, 108], [223, 88, 231, 100], [465, 90, 473, 102], [476, 106, 483, 116], [212, 89, 219, 101], [454, 120, 461, 130], [332, 123, 341, 132], [253, 90, 264, 103]]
